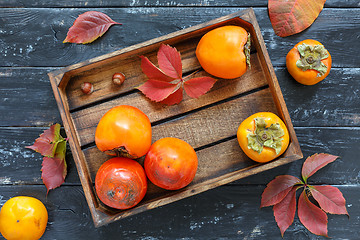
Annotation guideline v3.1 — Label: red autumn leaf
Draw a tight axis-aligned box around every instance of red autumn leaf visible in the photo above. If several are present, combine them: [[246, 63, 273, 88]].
[[138, 44, 216, 105], [261, 175, 302, 208], [273, 186, 299, 237], [268, 0, 326, 37], [42, 140, 67, 193], [184, 77, 217, 99], [161, 87, 184, 105], [140, 56, 175, 82], [137, 79, 181, 102], [63, 11, 121, 44], [157, 44, 183, 79], [309, 185, 348, 215], [26, 123, 63, 157], [298, 189, 328, 237], [302, 153, 339, 182]]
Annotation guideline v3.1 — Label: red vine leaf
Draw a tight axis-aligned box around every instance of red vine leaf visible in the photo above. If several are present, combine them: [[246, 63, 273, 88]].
[[137, 79, 181, 102], [63, 11, 121, 44], [268, 0, 326, 37], [138, 44, 216, 105], [261, 175, 302, 208], [302, 153, 339, 182], [273, 186, 298, 237], [140, 56, 175, 82], [298, 189, 328, 237], [160, 87, 183, 105], [310, 185, 349, 215], [42, 141, 67, 193], [184, 77, 217, 99], [157, 44, 183, 79], [26, 123, 63, 157]]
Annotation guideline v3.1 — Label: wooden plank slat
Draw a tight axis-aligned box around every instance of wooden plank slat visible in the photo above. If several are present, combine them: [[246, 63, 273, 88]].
[[0, 67, 359, 128], [0, 0, 358, 8], [1, 127, 359, 186], [0, 8, 359, 68], [0, 184, 357, 240]]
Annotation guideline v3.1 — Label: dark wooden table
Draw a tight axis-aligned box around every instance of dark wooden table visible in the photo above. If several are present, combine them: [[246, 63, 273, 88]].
[[1, 1, 359, 239]]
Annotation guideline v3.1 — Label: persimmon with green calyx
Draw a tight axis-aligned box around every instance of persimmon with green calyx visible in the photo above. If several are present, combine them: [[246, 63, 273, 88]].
[[196, 25, 251, 79], [237, 112, 290, 163], [286, 39, 331, 85], [95, 157, 147, 210]]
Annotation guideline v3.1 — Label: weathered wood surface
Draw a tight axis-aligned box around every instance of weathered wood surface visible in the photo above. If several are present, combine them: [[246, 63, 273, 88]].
[[0, 0, 359, 8], [0, 0, 359, 239], [0, 8, 359, 68], [0, 185, 358, 239]]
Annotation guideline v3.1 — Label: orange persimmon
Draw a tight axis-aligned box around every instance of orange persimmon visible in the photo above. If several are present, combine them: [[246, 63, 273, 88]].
[[237, 112, 290, 163], [286, 39, 331, 85], [196, 25, 251, 79]]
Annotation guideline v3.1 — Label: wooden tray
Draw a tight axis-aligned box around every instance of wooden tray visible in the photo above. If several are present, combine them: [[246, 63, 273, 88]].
[[48, 8, 302, 227]]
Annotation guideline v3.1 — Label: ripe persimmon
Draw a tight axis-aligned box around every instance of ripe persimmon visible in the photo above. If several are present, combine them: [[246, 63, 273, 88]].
[[237, 112, 290, 163], [95, 105, 152, 159], [95, 157, 147, 210], [286, 39, 331, 85], [144, 137, 198, 190], [196, 25, 251, 79]]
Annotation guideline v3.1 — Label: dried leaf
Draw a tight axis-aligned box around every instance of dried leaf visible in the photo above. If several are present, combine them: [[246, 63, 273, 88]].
[[184, 77, 217, 99], [302, 153, 339, 182], [41, 141, 67, 193], [26, 123, 63, 157], [157, 44, 182, 79], [298, 189, 328, 237], [268, 0, 326, 37], [310, 185, 348, 215], [138, 44, 216, 105], [273, 186, 298, 237], [137, 79, 181, 102], [63, 11, 121, 44], [261, 175, 302, 208]]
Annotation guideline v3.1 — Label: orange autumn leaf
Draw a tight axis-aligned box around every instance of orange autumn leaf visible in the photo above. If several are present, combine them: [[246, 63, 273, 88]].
[[63, 11, 121, 44], [268, 0, 326, 37]]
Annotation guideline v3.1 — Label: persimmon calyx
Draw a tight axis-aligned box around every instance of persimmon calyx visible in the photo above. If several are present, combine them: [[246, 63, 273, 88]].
[[296, 43, 329, 77], [247, 117, 285, 154], [105, 146, 138, 159], [245, 33, 251, 68]]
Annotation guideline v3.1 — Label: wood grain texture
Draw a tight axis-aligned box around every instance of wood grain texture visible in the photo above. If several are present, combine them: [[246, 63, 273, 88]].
[[0, 8, 359, 68], [0, 0, 359, 8], [0, 184, 357, 240], [1, 67, 358, 127], [0, 1, 359, 238], [1, 127, 359, 187]]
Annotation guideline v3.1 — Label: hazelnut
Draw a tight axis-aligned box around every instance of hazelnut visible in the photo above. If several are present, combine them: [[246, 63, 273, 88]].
[[112, 72, 125, 86], [80, 82, 93, 94]]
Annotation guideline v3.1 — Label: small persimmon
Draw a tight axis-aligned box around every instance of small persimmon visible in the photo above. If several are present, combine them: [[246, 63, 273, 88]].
[[0, 196, 48, 240], [286, 39, 331, 85], [196, 25, 251, 79], [237, 112, 290, 163]]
